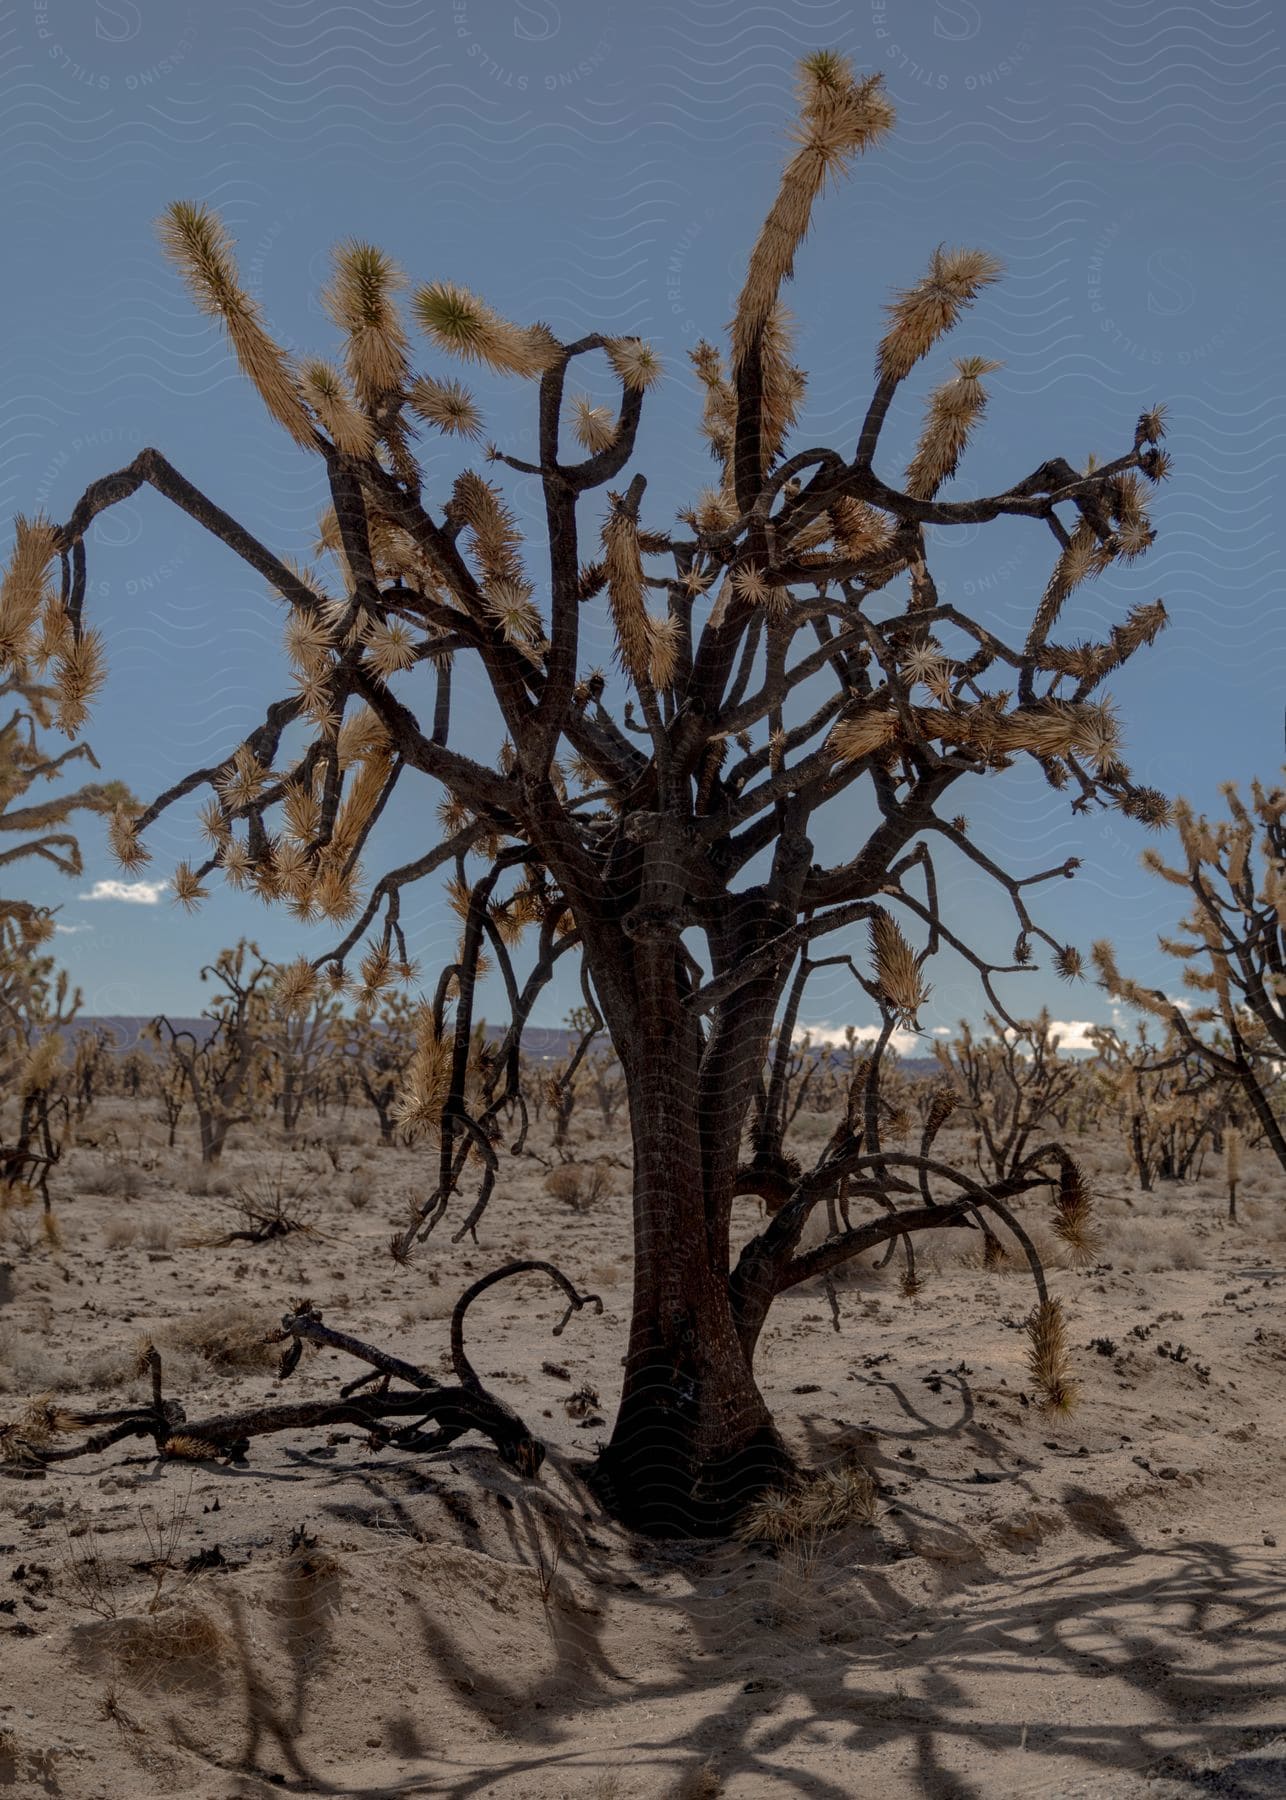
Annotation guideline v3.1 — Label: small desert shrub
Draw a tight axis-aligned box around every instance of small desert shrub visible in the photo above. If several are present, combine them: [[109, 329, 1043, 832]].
[[1106, 1221, 1204, 1272], [82, 1159, 147, 1201], [346, 1165, 375, 1210], [74, 1306, 279, 1396], [0, 1329, 62, 1396], [191, 1165, 317, 1246], [63, 1527, 127, 1619], [181, 1163, 235, 1199], [117, 1219, 151, 1252], [543, 1162, 612, 1211], [676, 1761, 725, 1798], [737, 1464, 879, 1550], [138, 1218, 171, 1252], [88, 1601, 228, 1681], [77, 1343, 157, 1392]]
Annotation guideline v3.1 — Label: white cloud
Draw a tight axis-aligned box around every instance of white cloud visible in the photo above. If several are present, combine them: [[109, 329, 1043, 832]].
[[800, 1021, 928, 1058], [1016, 1018, 1102, 1052], [804, 1017, 1118, 1057], [78, 879, 170, 905], [54, 922, 93, 935]]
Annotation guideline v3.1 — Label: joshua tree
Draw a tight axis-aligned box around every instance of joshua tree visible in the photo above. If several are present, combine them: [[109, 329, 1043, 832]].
[[115, 1044, 150, 1100], [1, 53, 1173, 1531], [154, 1053, 187, 1151], [586, 1044, 627, 1133], [69, 1023, 116, 1121], [1086, 1021, 1226, 1191], [0, 671, 129, 1203], [334, 989, 420, 1145], [935, 1009, 1080, 1184], [260, 966, 341, 1134], [0, 930, 78, 1209], [148, 940, 273, 1163], [540, 1005, 602, 1153], [0, 673, 131, 949], [1094, 778, 1286, 1173]]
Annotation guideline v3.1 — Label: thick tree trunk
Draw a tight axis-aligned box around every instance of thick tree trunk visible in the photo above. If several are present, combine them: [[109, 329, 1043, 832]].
[[1237, 1059, 1286, 1175], [597, 1073, 790, 1535], [592, 936, 791, 1536]]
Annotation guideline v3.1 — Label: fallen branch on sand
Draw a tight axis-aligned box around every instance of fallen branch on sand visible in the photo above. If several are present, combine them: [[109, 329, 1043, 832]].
[[0, 1260, 602, 1482]]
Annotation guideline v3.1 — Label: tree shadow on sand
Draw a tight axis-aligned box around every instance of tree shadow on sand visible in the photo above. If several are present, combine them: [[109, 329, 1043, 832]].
[[81, 1381, 1286, 1798]]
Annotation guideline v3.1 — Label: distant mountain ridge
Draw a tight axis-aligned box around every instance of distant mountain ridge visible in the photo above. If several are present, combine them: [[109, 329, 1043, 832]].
[[56, 1017, 942, 1078]]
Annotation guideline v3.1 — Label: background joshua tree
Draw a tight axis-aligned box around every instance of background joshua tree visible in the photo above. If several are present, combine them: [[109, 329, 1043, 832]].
[[259, 965, 341, 1135], [935, 1010, 1079, 1184], [540, 1005, 603, 1155], [2, 52, 1175, 1532], [334, 989, 420, 1145], [0, 672, 131, 949], [585, 1043, 627, 1134], [154, 1052, 188, 1151], [0, 670, 130, 1205], [0, 936, 77, 1211], [1086, 1021, 1227, 1192], [147, 940, 274, 1165], [68, 1022, 117, 1123], [1094, 778, 1286, 1173]]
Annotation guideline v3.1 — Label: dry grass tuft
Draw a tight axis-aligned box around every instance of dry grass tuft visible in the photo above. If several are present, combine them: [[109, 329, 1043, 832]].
[[1103, 1219, 1205, 1271], [675, 1760, 725, 1798], [346, 1165, 376, 1210], [543, 1162, 613, 1211], [82, 1159, 146, 1201], [991, 1507, 1066, 1552], [160, 1303, 279, 1374], [95, 1601, 229, 1678], [737, 1463, 878, 1550]]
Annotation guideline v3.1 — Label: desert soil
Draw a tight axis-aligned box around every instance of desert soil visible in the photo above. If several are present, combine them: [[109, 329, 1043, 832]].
[[1, 1097, 1284, 1799]]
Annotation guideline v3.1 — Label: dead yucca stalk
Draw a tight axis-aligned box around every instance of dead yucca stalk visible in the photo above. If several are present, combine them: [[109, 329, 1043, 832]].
[[868, 908, 931, 1027], [0, 1396, 69, 1468], [192, 1165, 318, 1248], [1025, 1298, 1078, 1414], [1225, 1125, 1241, 1222], [1050, 1152, 1097, 1264]]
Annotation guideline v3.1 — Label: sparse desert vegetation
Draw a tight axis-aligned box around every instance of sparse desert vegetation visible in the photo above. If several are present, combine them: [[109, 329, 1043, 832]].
[[0, 1022, 1284, 1795]]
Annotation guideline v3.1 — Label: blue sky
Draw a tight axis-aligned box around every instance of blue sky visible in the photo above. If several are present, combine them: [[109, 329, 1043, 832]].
[[1, 0, 1282, 1040]]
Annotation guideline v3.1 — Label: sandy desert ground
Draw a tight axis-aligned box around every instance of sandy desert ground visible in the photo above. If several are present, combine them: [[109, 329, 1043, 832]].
[[1, 1095, 1284, 1799]]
